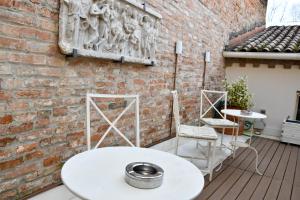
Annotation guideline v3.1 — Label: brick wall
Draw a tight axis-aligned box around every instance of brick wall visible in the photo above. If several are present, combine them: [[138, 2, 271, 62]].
[[0, 0, 266, 198]]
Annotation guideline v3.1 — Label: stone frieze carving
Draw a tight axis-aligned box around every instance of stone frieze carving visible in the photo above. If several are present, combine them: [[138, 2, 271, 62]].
[[58, 0, 162, 65]]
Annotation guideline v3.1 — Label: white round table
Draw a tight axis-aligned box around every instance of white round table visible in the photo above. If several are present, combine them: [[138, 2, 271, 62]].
[[221, 109, 267, 175], [61, 147, 204, 200], [221, 109, 267, 120]]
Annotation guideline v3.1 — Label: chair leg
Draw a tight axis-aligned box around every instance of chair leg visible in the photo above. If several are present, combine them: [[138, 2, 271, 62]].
[[207, 142, 211, 168], [175, 135, 180, 155], [221, 128, 225, 146], [209, 141, 216, 181]]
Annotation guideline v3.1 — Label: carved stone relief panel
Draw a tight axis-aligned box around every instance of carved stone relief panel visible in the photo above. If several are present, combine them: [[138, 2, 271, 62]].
[[58, 0, 162, 65]]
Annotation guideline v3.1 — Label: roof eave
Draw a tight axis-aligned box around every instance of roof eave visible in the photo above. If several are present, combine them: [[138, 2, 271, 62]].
[[223, 51, 300, 61]]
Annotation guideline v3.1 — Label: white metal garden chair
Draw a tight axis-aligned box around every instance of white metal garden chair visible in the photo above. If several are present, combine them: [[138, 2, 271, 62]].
[[200, 90, 238, 148], [86, 93, 140, 150], [171, 90, 217, 181]]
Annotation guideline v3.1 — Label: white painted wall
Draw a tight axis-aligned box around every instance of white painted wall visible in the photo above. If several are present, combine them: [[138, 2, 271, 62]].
[[226, 65, 300, 138]]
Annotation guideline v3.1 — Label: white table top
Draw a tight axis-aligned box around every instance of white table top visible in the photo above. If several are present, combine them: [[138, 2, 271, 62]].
[[61, 147, 204, 200], [221, 109, 267, 119]]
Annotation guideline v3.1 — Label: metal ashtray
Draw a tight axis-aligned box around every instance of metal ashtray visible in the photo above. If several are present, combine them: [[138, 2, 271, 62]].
[[125, 162, 164, 189]]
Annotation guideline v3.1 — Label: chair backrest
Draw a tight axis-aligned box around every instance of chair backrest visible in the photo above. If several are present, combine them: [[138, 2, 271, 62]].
[[86, 93, 140, 150], [171, 90, 181, 134], [200, 90, 228, 119]]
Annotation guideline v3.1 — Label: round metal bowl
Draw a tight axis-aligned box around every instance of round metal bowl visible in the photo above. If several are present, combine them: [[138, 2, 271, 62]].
[[125, 162, 164, 189]]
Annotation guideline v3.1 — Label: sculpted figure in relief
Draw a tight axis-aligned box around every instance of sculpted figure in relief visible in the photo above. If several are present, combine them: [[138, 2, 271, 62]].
[[140, 15, 152, 59], [64, 0, 87, 48], [84, 0, 110, 50], [123, 8, 141, 57], [61, 0, 160, 62], [108, 1, 126, 53], [149, 21, 158, 59]]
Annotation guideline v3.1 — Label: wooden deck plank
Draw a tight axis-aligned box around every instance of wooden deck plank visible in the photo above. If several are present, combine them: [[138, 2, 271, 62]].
[[236, 174, 262, 200], [277, 145, 298, 200], [256, 141, 280, 174], [291, 185, 300, 200], [273, 144, 292, 180], [208, 168, 244, 200], [231, 139, 273, 200], [248, 141, 280, 200], [199, 138, 300, 200], [264, 145, 292, 200], [264, 179, 282, 200], [222, 170, 253, 200], [264, 143, 286, 177], [250, 176, 272, 200], [197, 167, 236, 199], [292, 148, 300, 200]]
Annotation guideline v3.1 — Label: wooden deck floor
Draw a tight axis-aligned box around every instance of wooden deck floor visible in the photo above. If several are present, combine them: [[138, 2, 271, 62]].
[[197, 137, 300, 200]]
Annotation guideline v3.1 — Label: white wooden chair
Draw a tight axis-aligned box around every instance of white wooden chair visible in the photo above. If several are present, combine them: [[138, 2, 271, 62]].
[[86, 93, 140, 150], [171, 90, 217, 181], [200, 90, 238, 148]]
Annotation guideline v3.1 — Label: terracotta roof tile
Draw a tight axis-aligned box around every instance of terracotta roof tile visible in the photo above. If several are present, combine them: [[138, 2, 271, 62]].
[[228, 26, 300, 53]]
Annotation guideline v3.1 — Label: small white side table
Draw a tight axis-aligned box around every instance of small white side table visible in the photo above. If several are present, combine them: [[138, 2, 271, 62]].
[[61, 147, 204, 200], [221, 109, 267, 175]]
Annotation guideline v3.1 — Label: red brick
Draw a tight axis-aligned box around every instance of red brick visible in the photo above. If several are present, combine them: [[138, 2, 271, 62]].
[[9, 122, 33, 134], [15, 90, 41, 98], [0, 91, 11, 100], [53, 107, 68, 117], [46, 56, 65, 67], [3, 163, 37, 179], [0, 36, 26, 50], [0, 137, 16, 147], [134, 79, 145, 85], [8, 53, 47, 65], [0, 115, 13, 124], [25, 150, 44, 160], [96, 82, 114, 87], [16, 143, 37, 154], [43, 155, 60, 167], [7, 101, 30, 111], [0, 189, 17, 199], [67, 131, 84, 139], [0, 157, 23, 170]]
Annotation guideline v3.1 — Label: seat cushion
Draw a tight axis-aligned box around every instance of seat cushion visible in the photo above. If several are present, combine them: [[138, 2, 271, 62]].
[[179, 125, 218, 140], [201, 118, 238, 128]]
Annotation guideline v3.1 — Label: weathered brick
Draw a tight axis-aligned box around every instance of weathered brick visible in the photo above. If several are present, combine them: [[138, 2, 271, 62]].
[[0, 179, 18, 193], [0, 115, 13, 124], [43, 155, 60, 167], [0, 189, 18, 199], [25, 150, 44, 160], [2, 163, 37, 180], [53, 107, 68, 117], [16, 143, 37, 154], [0, 91, 11, 100], [0, 157, 23, 171], [9, 122, 33, 134], [0, 137, 16, 147]]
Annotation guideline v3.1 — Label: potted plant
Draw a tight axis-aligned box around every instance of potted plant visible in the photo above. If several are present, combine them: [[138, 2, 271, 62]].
[[224, 76, 253, 111], [223, 76, 254, 135]]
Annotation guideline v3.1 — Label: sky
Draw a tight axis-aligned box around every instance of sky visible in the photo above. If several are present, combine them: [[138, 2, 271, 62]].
[[266, 0, 300, 27]]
